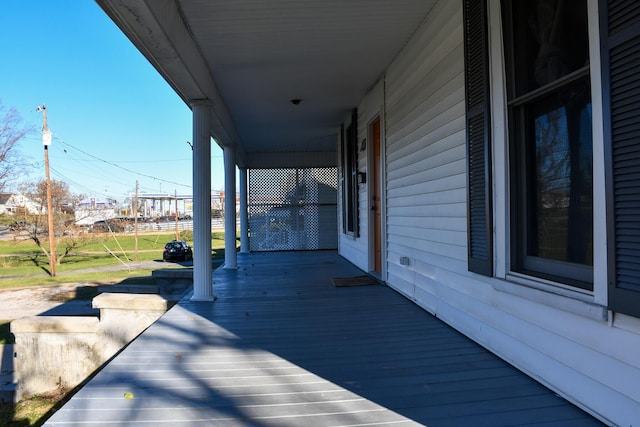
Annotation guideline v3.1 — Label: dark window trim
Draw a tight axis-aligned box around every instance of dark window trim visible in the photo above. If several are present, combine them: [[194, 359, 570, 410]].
[[340, 124, 345, 233], [601, 0, 640, 317], [341, 109, 359, 237], [463, 0, 493, 277]]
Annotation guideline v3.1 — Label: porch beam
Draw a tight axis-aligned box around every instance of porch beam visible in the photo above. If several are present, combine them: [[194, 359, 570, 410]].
[[190, 101, 214, 301], [245, 151, 336, 169]]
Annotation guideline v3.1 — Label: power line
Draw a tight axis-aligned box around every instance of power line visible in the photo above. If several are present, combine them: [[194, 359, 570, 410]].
[[49, 166, 113, 196], [53, 135, 192, 189], [90, 158, 192, 163], [51, 147, 144, 191]]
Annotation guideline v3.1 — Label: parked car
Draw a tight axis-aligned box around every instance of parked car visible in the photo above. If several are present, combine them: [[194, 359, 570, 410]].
[[163, 240, 193, 262], [9, 221, 36, 233], [9, 221, 29, 231]]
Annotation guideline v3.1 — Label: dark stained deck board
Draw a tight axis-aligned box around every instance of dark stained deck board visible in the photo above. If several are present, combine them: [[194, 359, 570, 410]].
[[45, 251, 603, 426]]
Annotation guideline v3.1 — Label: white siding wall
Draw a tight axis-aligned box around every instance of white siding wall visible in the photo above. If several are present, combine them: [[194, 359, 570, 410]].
[[341, 0, 640, 424], [385, 0, 467, 302]]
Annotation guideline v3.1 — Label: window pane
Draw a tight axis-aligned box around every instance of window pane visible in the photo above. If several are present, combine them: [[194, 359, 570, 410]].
[[525, 80, 593, 266], [512, 0, 589, 95]]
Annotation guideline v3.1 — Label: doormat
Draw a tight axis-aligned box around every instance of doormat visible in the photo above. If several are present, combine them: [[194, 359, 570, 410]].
[[332, 275, 378, 287]]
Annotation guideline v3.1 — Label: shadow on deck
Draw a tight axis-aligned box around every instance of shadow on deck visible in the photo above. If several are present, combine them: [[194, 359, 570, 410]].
[[44, 251, 603, 426]]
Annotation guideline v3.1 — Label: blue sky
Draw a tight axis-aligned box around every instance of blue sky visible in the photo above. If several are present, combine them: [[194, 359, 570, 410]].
[[0, 1, 225, 202]]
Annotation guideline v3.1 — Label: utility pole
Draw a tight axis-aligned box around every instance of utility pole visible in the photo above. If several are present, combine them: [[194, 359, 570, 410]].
[[37, 104, 57, 276], [134, 180, 139, 262]]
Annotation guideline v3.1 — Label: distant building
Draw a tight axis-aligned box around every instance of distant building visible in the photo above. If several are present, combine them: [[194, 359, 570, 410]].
[[74, 206, 117, 226], [0, 193, 42, 216]]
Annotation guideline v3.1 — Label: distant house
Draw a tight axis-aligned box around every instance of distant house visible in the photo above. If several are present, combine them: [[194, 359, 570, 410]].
[[0, 193, 42, 216]]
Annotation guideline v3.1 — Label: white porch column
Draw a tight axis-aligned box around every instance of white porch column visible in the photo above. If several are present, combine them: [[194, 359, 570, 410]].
[[304, 169, 319, 250], [191, 101, 214, 301], [239, 167, 249, 253], [223, 145, 238, 269]]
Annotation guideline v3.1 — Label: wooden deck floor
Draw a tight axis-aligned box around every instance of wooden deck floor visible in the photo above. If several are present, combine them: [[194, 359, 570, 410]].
[[45, 251, 603, 426]]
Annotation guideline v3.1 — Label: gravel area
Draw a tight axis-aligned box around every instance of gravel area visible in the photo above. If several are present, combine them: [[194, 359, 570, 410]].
[[0, 260, 166, 321], [0, 285, 98, 320]]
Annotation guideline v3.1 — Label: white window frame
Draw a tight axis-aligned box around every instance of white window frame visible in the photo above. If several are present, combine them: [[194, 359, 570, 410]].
[[486, 0, 608, 312]]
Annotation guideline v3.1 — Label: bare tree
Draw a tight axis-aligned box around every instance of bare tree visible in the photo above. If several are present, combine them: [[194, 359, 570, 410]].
[[12, 179, 89, 268], [0, 100, 33, 192]]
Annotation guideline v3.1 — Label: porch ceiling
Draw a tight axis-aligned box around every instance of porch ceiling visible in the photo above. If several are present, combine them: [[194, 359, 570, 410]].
[[96, 0, 436, 168]]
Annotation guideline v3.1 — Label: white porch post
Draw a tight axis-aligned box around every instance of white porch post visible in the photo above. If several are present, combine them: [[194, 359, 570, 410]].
[[239, 167, 249, 253], [191, 101, 214, 301], [223, 145, 238, 269], [304, 169, 319, 250]]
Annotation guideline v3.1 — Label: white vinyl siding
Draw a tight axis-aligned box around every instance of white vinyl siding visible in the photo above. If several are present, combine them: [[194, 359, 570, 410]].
[[354, 107, 371, 267], [339, 0, 640, 423], [385, 0, 467, 299]]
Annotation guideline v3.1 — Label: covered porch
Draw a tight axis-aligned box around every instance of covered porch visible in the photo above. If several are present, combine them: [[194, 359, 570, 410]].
[[45, 251, 601, 426]]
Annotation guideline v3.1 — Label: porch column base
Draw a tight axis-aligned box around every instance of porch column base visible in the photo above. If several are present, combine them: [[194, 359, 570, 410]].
[[190, 294, 215, 302]]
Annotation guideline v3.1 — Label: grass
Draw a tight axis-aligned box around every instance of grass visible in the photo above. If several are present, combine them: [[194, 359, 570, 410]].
[[0, 230, 226, 253], [0, 251, 158, 276], [0, 268, 161, 290], [0, 231, 229, 287], [0, 390, 68, 427]]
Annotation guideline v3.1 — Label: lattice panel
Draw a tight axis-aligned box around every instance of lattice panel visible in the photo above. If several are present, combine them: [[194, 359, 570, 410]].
[[248, 168, 338, 251]]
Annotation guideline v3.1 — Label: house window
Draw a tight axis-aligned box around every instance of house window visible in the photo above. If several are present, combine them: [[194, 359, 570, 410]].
[[503, 0, 593, 289], [341, 109, 359, 237]]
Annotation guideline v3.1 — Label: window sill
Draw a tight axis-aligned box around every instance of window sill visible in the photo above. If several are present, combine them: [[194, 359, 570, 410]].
[[493, 273, 607, 322]]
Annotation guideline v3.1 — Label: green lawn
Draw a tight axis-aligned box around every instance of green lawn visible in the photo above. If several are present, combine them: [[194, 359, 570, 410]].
[[0, 231, 230, 289], [1, 230, 226, 253]]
